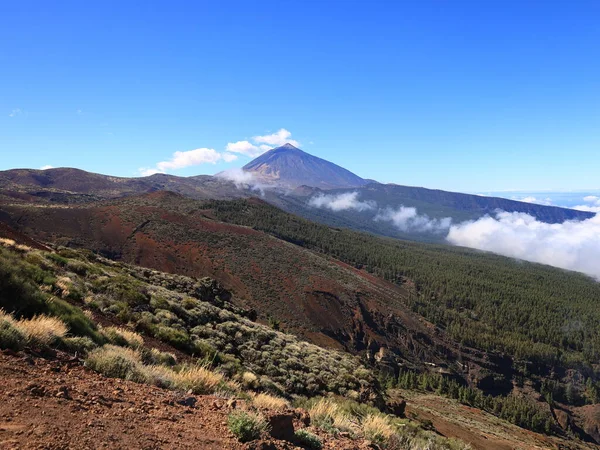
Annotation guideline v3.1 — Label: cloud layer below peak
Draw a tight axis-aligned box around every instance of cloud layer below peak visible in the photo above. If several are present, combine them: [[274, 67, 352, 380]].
[[447, 211, 600, 279]]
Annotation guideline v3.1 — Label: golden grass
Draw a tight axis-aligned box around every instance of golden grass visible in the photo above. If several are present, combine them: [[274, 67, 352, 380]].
[[0, 238, 16, 247], [102, 326, 144, 349], [362, 414, 395, 444], [251, 392, 290, 410], [241, 371, 258, 388], [173, 365, 224, 394], [308, 398, 357, 434], [17, 315, 68, 347], [55, 277, 72, 298], [0, 309, 17, 326]]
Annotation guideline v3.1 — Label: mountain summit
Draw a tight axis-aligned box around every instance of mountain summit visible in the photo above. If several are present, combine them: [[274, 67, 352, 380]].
[[242, 144, 368, 189]]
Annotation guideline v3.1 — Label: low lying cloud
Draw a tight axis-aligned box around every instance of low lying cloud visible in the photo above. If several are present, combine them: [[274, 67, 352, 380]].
[[308, 192, 376, 212], [447, 211, 600, 279], [216, 168, 268, 195], [226, 129, 300, 157], [375, 206, 452, 233], [39, 165, 54, 170]]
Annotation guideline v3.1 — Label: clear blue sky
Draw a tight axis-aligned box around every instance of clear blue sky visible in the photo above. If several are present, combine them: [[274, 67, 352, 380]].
[[1, 0, 599, 192]]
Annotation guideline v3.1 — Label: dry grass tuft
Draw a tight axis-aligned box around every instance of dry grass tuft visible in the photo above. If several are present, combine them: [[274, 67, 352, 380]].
[[102, 326, 144, 349], [171, 365, 224, 394], [308, 398, 357, 434], [17, 315, 68, 347], [362, 414, 395, 445], [242, 371, 258, 388], [251, 392, 290, 410]]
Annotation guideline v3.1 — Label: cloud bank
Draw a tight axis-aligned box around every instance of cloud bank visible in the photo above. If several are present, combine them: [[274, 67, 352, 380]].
[[309, 192, 600, 279], [308, 192, 376, 212], [447, 211, 600, 279], [375, 206, 452, 233]]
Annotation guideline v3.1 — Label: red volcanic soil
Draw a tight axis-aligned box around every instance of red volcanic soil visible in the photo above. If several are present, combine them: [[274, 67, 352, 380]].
[[0, 350, 373, 450], [0, 195, 491, 372]]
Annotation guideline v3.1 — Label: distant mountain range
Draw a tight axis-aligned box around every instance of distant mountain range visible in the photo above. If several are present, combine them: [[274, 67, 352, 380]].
[[0, 145, 593, 242]]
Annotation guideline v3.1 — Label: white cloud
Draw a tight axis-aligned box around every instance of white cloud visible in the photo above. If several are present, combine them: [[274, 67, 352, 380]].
[[216, 168, 267, 195], [512, 196, 553, 206], [39, 165, 54, 170], [138, 167, 163, 176], [141, 128, 298, 176], [375, 206, 452, 233], [156, 148, 223, 171], [8, 108, 23, 117], [253, 128, 299, 147], [226, 140, 263, 157], [309, 192, 376, 212], [447, 211, 600, 279], [138, 147, 236, 176], [571, 195, 600, 213], [225, 129, 300, 157], [222, 153, 238, 162]]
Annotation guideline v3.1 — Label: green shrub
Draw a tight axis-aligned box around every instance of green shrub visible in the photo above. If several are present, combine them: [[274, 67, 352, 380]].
[[294, 429, 322, 449], [47, 297, 103, 343], [227, 411, 269, 443], [85, 345, 147, 382], [154, 325, 190, 350], [61, 336, 97, 355], [47, 253, 69, 267], [0, 311, 24, 351]]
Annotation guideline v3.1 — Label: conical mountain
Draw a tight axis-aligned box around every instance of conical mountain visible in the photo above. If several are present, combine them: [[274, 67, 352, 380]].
[[242, 143, 368, 189]]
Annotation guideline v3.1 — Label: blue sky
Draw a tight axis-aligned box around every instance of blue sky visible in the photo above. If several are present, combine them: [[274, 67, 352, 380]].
[[1, 0, 599, 192]]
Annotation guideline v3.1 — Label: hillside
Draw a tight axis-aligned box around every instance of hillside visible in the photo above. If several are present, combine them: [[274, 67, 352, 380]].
[[2, 231, 599, 449], [2, 192, 600, 444]]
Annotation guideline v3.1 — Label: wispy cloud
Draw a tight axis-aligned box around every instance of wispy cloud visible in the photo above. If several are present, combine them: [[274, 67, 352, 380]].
[[216, 168, 267, 195], [375, 206, 452, 233], [226, 128, 299, 157], [39, 165, 54, 170], [309, 192, 376, 212], [447, 211, 600, 279], [8, 108, 23, 117]]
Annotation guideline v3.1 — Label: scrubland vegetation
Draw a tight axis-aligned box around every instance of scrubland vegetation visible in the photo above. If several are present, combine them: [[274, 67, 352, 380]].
[[208, 199, 600, 369], [0, 239, 474, 448]]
